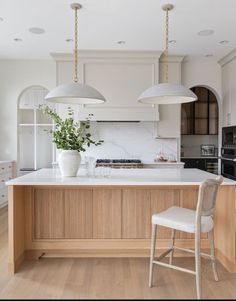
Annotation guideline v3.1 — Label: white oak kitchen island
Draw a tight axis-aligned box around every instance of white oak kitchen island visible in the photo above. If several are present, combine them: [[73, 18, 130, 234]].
[[6, 168, 236, 274]]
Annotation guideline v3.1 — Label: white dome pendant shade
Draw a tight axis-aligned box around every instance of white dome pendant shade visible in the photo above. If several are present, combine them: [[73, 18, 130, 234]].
[[138, 83, 197, 104], [138, 4, 197, 105], [45, 3, 106, 105], [45, 83, 106, 104]]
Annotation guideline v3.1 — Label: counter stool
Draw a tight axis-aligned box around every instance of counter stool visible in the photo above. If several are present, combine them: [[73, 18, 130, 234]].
[[149, 176, 223, 299]]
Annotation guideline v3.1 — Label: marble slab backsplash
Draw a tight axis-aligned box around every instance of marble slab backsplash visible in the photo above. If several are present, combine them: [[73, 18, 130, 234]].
[[82, 122, 178, 162]]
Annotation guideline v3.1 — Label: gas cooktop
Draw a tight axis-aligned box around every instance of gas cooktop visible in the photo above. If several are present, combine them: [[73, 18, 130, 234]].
[[96, 159, 143, 168], [96, 159, 141, 164]]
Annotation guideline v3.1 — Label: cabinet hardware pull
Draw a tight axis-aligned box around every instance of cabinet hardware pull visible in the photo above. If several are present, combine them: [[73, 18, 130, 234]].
[[1, 195, 5, 197]]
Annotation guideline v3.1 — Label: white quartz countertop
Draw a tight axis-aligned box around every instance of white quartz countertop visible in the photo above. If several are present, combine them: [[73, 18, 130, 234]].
[[6, 168, 236, 186], [142, 161, 185, 165]]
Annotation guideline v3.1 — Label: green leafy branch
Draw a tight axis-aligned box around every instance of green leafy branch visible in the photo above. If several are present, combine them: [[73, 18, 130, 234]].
[[39, 105, 103, 152]]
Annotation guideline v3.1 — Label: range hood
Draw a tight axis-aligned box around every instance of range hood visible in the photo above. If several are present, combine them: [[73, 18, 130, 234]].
[[77, 106, 160, 122]]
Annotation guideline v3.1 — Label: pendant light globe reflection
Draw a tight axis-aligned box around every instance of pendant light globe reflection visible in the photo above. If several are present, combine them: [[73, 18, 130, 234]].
[[45, 82, 106, 104], [138, 83, 198, 104]]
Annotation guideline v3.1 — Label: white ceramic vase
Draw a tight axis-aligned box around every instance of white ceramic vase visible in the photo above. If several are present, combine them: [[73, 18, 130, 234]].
[[58, 150, 81, 177]]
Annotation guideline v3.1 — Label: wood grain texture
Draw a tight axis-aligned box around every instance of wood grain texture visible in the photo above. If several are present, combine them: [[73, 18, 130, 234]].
[[7, 185, 236, 274], [34, 189, 65, 239], [214, 186, 236, 268], [151, 189, 180, 239], [0, 204, 235, 301], [93, 189, 122, 239], [24, 187, 33, 249], [8, 186, 25, 274], [122, 189, 151, 238], [64, 189, 93, 239]]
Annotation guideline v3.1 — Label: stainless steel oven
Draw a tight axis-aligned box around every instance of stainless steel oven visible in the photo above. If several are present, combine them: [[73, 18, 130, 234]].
[[221, 142, 236, 180], [221, 147, 236, 159], [222, 126, 236, 147], [221, 158, 236, 180]]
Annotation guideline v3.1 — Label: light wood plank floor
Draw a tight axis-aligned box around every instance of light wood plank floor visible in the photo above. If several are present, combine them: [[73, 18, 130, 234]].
[[1, 207, 236, 299]]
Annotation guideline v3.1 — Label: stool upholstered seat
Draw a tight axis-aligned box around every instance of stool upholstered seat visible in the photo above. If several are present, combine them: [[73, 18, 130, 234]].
[[152, 206, 213, 234]]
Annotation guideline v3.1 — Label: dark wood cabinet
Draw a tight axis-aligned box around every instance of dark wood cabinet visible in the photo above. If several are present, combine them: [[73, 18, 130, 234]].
[[182, 158, 206, 171], [181, 158, 218, 174], [181, 87, 218, 135]]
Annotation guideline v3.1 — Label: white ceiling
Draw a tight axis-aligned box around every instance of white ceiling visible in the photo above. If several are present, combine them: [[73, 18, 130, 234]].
[[0, 0, 235, 60]]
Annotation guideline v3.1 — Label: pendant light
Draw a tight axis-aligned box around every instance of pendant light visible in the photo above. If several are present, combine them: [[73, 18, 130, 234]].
[[138, 4, 197, 104], [45, 3, 106, 104]]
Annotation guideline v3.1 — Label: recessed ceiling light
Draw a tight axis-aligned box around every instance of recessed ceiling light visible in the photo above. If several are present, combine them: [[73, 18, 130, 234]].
[[0, 17, 3, 22], [117, 40, 126, 45], [219, 40, 229, 44], [205, 54, 213, 57], [169, 40, 176, 44], [198, 29, 214, 36], [29, 27, 45, 34], [14, 38, 22, 42], [66, 38, 74, 42]]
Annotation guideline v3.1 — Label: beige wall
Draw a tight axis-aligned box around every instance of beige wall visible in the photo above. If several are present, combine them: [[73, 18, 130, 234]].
[[0, 60, 55, 161], [182, 57, 222, 99]]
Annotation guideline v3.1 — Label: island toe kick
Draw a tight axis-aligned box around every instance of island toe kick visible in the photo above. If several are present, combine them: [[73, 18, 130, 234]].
[[8, 184, 236, 274]]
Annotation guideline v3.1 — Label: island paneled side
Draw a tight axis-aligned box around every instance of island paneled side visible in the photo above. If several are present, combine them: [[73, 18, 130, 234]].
[[8, 184, 236, 274]]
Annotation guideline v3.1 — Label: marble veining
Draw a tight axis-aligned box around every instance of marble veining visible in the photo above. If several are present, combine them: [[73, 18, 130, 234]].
[[82, 122, 178, 161]]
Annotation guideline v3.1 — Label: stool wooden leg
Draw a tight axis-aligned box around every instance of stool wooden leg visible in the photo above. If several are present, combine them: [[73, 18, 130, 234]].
[[149, 224, 157, 288], [169, 229, 176, 265], [195, 230, 202, 299], [209, 230, 219, 281]]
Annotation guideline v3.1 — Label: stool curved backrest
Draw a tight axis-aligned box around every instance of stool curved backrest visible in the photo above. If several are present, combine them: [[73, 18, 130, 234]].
[[196, 175, 223, 219]]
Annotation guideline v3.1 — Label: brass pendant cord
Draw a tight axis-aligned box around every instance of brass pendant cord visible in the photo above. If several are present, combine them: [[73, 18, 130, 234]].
[[164, 8, 169, 83], [74, 6, 78, 83]]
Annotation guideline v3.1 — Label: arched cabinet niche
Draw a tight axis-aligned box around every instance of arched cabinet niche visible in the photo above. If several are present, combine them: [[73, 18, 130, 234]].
[[181, 86, 219, 174], [181, 86, 219, 135], [18, 86, 54, 175]]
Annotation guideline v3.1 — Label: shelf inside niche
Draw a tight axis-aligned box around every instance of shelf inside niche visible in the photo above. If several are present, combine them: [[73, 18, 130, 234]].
[[19, 109, 34, 124], [19, 124, 34, 127]]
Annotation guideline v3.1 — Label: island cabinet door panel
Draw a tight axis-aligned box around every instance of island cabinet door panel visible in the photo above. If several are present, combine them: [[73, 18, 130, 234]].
[[34, 189, 65, 239], [64, 189, 93, 239], [122, 189, 151, 239], [93, 189, 122, 239], [150, 189, 180, 239]]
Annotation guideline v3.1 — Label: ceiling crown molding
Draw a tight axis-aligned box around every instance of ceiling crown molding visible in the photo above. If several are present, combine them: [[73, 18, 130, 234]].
[[51, 51, 162, 61], [218, 49, 236, 67], [159, 54, 185, 63]]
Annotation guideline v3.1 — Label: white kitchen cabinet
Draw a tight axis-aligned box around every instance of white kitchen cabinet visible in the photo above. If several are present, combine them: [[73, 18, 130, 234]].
[[52, 51, 161, 121], [0, 161, 14, 208]]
